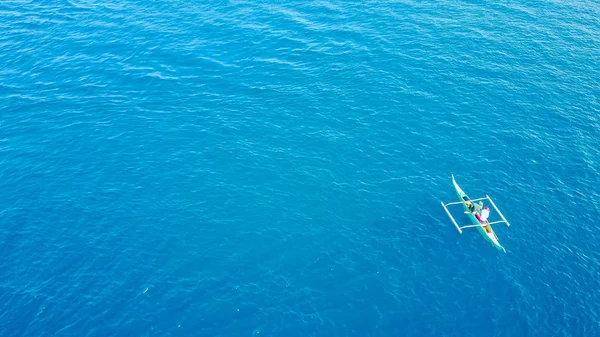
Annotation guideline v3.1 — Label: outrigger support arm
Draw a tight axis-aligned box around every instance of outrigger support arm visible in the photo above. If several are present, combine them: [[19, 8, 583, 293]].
[[440, 202, 462, 234], [486, 195, 511, 227], [442, 197, 511, 232], [443, 201, 465, 206], [459, 223, 490, 230]]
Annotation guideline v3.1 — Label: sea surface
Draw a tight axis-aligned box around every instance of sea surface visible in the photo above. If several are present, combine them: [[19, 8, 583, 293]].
[[1, 1, 599, 336]]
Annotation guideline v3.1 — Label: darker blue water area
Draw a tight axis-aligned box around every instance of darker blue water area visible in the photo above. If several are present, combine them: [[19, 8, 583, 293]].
[[1, 1, 600, 336]]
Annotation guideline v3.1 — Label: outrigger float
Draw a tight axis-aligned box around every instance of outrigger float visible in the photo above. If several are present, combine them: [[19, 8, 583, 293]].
[[441, 175, 511, 252]]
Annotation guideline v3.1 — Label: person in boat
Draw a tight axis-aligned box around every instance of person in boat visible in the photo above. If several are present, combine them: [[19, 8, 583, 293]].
[[462, 196, 475, 210], [480, 206, 490, 222], [464, 199, 483, 215], [475, 206, 490, 223]]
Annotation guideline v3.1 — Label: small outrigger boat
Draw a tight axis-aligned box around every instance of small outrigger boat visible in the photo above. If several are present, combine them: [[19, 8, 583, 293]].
[[441, 175, 511, 252]]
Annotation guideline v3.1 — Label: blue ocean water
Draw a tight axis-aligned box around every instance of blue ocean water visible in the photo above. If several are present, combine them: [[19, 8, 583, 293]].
[[1, 0, 599, 336]]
